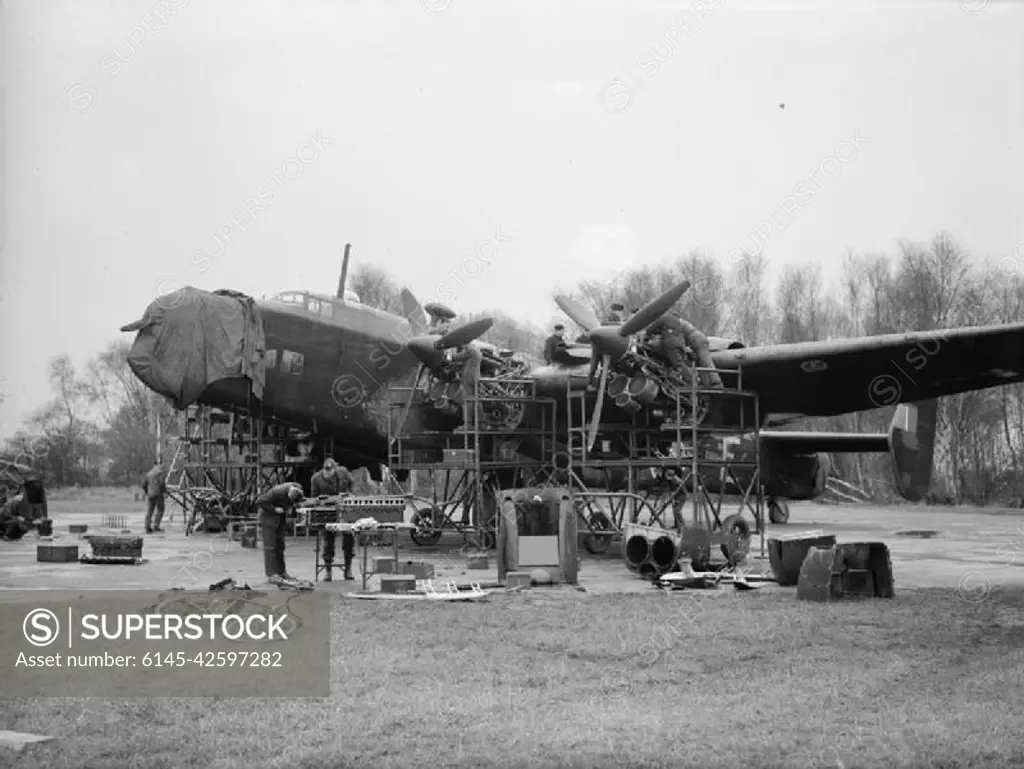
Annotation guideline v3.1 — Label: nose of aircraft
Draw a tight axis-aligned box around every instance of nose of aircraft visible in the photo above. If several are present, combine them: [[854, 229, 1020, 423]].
[[121, 291, 201, 407], [121, 286, 257, 408]]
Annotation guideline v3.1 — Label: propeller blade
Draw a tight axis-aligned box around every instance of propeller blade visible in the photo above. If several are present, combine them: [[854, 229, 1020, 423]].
[[401, 289, 429, 331], [619, 280, 691, 337], [434, 317, 494, 350], [554, 295, 601, 332], [586, 355, 611, 452]]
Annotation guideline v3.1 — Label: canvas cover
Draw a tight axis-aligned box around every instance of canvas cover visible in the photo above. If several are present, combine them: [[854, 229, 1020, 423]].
[[0, 460, 42, 490], [124, 287, 266, 409]]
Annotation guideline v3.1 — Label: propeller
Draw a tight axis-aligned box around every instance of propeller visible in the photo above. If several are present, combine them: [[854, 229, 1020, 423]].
[[396, 289, 494, 435], [553, 280, 691, 451]]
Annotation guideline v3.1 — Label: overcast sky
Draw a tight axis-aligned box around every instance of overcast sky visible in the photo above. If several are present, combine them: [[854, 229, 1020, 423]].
[[1, 0, 1022, 437]]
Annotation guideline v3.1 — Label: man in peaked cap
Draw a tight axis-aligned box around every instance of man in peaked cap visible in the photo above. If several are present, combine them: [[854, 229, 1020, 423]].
[[543, 323, 568, 365]]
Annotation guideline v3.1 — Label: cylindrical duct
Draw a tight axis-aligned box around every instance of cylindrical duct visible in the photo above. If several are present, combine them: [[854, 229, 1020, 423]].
[[628, 374, 660, 404], [650, 536, 678, 572], [624, 535, 650, 572]]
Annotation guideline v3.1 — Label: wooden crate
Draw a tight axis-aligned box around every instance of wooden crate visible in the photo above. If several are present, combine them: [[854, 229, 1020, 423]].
[[88, 536, 143, 559], [38, 545, 79, 563]]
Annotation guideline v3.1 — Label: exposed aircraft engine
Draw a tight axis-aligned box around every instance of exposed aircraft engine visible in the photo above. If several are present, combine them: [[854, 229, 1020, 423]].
[[603, 343, 709, 426], [423, 350, 532, 430]]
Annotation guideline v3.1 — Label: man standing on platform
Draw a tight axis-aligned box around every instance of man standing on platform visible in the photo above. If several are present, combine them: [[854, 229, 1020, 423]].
[[254, 481, 308, 588], [311, 458, 355, 581]]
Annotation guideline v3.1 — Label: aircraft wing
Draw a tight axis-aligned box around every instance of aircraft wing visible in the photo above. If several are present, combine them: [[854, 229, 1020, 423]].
[[716, 322, 1024, 417]]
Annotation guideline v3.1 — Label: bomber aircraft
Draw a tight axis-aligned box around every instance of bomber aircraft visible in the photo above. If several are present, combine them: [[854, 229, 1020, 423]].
[[120, 251, 1024, 525]]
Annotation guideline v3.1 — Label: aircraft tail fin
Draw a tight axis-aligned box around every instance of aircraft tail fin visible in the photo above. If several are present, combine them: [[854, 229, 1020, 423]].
[[888, 399, 938, 502]]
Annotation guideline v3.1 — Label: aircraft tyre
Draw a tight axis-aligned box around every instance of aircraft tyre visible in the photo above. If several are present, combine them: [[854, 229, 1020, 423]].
[[768, 500, 790, 524], [720, 514, 752, 566], [583, 511, 615, 555], [410, 506, 443, 546]]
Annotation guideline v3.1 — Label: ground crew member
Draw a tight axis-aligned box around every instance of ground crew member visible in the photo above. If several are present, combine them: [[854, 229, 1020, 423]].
[[0, 490, 28, 540], [311, 458, 355, 581], [254, 482, 305, 586], [452, 344, 484, 426], [663, 468, 687, 530], [646, 315, 693, 386], [675, 315, 723, 388], [141, 461, 167, 534], [543, 323, 568, 364]]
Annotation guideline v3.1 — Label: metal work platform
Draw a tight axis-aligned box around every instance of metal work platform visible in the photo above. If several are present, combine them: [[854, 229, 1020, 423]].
[[387, 377, 558, 548], [165, 404, 312, 535], [563, 365, 765, 563]]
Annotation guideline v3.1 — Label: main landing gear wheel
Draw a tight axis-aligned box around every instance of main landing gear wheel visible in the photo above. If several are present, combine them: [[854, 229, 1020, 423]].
[[410, 507, 443, 546], [583, 511, 616, 555], [768, 500, 790, 524]]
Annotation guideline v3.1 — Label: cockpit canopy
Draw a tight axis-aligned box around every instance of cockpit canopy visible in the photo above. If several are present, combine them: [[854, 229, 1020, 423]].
[[269, 289, 364, 320]]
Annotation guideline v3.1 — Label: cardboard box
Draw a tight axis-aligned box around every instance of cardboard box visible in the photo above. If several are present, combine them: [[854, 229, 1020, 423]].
[[372, 556, 396, 574]]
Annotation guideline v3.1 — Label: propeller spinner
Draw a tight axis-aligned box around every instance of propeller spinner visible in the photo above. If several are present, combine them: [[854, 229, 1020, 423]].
[[553, 280, 691, 451]]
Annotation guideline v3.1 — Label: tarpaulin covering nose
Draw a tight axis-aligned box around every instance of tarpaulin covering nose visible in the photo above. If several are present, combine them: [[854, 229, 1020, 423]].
[[124, 287, 267, 409]]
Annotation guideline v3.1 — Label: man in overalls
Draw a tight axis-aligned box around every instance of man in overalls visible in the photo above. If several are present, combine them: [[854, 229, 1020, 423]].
[[254, 482, 307, 588], [311, 458, 355, 581]]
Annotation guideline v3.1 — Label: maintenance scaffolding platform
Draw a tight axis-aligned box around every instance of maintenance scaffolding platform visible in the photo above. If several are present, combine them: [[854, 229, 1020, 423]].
[[165, 404, 315, 535], [387, 377, 558, 548], [564, 365, 765, 565]]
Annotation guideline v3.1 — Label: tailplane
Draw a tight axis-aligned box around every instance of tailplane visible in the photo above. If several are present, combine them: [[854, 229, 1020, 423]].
[[888, 400, 938, 501]]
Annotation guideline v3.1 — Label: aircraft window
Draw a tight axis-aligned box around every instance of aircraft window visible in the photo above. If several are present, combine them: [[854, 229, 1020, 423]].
[[264, 349, 278, 368], [278, 292, 305, 304], [281, 350, 304, 375], [319, 302, 333, 318], [308, 299, 321, 315]]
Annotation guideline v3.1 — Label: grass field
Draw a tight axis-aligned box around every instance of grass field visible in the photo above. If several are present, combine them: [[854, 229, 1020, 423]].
[[2, 586, 1023, 768]]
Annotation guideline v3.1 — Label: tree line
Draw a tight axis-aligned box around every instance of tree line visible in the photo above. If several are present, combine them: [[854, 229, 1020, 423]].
[[4, 234, 1021, 504]]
